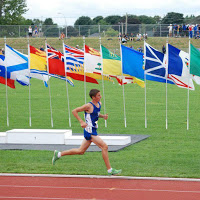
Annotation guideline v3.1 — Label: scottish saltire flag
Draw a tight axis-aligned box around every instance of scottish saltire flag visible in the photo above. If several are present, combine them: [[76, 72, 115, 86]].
[[4, 44, 30, 86]]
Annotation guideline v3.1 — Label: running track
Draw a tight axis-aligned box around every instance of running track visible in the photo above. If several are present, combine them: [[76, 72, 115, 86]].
[[0, 174, 199, 200]]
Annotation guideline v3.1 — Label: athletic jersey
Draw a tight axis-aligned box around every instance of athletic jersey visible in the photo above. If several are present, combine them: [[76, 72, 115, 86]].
[[85, 102, 101, 130]]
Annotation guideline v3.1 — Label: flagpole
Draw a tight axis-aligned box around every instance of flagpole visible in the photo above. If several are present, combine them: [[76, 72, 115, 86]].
[[63, 41, 71, 127], [27, 37, 32, 127], [45, 39, 54, 127], [120, 43, 127, 128], [83, 36, 87, 105], [99, 37, 107, 127], [187, 37, 191, 130], [166, 39, 168, 130], [144, 39, 147, 128], [4, 36, 9, 127]]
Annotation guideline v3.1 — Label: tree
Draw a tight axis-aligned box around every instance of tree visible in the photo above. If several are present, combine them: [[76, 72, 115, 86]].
[[74, 16, 93, 25], [153, 15, 162, 24], [104, 15, 122, 25], [161, 12, 184, 24], [138, 15, 156, 24], [0, 0, 28, 25], [121, 15, 141, 24], [43, 18, 55, 25], [92, 16, 104, 24]]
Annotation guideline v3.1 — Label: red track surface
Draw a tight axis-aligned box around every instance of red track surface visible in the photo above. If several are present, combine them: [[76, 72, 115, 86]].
[[0, 175, 200, 200]]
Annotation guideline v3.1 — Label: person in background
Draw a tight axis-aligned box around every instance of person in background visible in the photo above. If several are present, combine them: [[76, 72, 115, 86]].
[[28, 26, 32, 37], [168, 24, 173, 37], [182, 24, 187, 37], [59, 32, 65, 40], [162, 45, 166, 54], [40, 45, 44, 51]]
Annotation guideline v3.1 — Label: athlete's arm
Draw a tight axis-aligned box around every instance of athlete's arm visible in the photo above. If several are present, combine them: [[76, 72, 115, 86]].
[[72, 103, 92, 128], [99, 113, 108, 120]]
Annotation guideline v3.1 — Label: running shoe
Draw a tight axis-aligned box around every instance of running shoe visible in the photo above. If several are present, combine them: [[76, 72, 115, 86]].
[[108, 168, 122, 175], [52, 150, 59, 165]]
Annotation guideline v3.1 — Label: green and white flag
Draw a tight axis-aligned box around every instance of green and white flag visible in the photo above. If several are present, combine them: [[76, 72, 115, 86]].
[[190, 44, 200, 77]]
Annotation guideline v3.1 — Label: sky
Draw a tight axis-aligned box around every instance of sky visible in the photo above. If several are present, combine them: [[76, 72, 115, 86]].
[[23, 0, 200, 26]]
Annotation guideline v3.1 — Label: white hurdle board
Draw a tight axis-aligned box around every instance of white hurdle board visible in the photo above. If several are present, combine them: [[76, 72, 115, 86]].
[[6, 129, 72, 144]]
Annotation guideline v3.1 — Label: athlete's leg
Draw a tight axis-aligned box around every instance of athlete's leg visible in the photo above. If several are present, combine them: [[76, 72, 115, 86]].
[[91, 135, 111, 170], [61, 139, 92, 156]]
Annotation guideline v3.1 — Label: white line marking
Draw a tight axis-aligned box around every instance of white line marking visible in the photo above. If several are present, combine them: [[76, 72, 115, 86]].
[[0, 173, 200, 182], [0, 197, 104, 200], [0, 185, 199, 194]]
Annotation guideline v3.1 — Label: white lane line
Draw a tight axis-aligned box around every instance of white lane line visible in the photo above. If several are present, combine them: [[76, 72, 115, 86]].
[[0, 197, 104, 200], [0, 185, 199, 194], [0, 173, 200, 182]]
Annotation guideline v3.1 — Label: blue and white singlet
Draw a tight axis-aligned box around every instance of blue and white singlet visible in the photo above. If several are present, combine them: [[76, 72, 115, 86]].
[[84, 102, 101, 134]]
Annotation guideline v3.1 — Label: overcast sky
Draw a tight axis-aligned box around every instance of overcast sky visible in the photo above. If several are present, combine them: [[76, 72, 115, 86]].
[[23, 0, 200, 26]]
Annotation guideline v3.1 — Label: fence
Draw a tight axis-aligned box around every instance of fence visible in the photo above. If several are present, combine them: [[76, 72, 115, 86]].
[[0, 24, 191, 38]]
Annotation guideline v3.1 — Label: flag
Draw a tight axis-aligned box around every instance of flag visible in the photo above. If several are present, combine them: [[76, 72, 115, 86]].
[[144, 43, 174, 84], [4, 44, 29, 86], [190, 43, 200, 77], [101, 45, 122, 76], [167, 44, 194, 90], [63, 44, 98, 84], [121, 44, 173, 84], [84, 45, 113, 82], [46, 44, 74, 86], [29, 45, 49, 86], [114, 75, 145, 87], [101, 45, 144, 87], [168, 44, 184, 76], [84, 45, 102, 74], [0, 54, 15, 88]]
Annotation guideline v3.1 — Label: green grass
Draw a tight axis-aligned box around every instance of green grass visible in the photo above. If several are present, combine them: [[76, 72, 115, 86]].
[[0, 37, 200, 178]]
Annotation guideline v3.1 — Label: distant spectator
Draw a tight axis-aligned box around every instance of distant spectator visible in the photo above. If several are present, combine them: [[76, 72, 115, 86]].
[[137, 46, 143, 53], [162, 45, 166, 54], [40, 45, 44, 51], [168, 24, 173, 37], [194, 24, 198, 38], [182, 24, 187, 37], [189, 25, 193, 38], [143, 32, 148, 40], [130, 45, 134, 49], [28, 26, 32, 37], [130, 33, 134, 41], [1, 48, 5, 55], [76, 45, 79, 49], [59, 32, 65, 40], [34, 26, 38, 36], [121, 37, 127, 44], [136, 33, 142, 41], [174, 24, 178, 37]]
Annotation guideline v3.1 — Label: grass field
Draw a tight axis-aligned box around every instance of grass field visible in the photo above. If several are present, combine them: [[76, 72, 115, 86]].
[[0, 37, 200, 178]]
